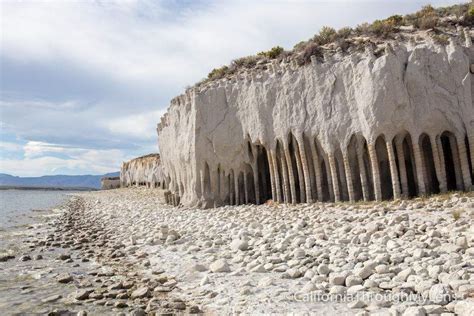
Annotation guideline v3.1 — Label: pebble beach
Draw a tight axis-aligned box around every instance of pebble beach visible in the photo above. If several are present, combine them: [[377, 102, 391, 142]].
[[1, 188, 474, 315]]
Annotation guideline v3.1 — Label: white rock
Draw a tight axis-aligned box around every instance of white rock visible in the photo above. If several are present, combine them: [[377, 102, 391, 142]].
[[286, 268, 302, 279], [329, 272, 347, 286], [402, 306, 426, 316], [345, 275, 363, 286], [200, 275, 210, 286], [454, 299, 474, 316], [429, 284, 453, 305], [355, 264, 374, 280], [455, 236, 468, 249], [230, 239, 249, 251], [210, 259, 231, 273], [317, 264, 330, 275], [397, 267, 414, 282], [192, 264, 208, 272]]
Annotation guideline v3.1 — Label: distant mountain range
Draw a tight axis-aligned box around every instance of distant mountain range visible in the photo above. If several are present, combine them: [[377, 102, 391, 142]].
[[0, 172, 120, 189]]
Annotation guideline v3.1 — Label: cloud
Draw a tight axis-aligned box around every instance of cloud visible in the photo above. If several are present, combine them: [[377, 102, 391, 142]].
[[0, 0, 463, 176], [105, 109, 166, 140], [0, 141, 132, 176]]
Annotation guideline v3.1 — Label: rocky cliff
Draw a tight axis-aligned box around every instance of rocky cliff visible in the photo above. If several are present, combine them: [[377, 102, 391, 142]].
[[158, 24, 474, 208], [120, 154, 163, 189]]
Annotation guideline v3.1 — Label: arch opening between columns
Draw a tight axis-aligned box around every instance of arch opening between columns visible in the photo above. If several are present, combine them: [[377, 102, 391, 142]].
[[347, 135, 364, 201], [420, 134, 440, 195], [320, 159, 330, 201], [440, 132, 459, 191], [257, 146, 272, 203], [375, 135, 394, 200]]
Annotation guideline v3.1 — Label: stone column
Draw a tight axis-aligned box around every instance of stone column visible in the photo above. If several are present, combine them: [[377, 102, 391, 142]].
[[328, 154, 340, 202], [296, 134, 313, 203], [430, 136, 447, 193], [356, 141, 370, 201], [336, 155, 348, 201], [309, 140, 323, 201], [386, 140, 401, 199], [324, 157, 335, 201], [448, 135, 463, 190], [211, 169, 219, 205], [271, 151, 283, 203], [229, 172, 234, 205], [267, 150, 277, 201], [280, 151, 290, 203], [342, 151, 355, 202], [469, 134, 474, 181], [200, 169, 206, 199], [412, 141, 427, 196], [284, 144, 297, 204], [260, 164, 268, 201], [395, 139, 409, 198], [368, 143, 382, 201], [457, 135, 473, 191], [294, 142, 306, 202], [252, 163, 260, 204], [436, 136, 448, 191], [243, 172, 249, 204], [221, 171, 228, 204], [234, 171, 240, 205]]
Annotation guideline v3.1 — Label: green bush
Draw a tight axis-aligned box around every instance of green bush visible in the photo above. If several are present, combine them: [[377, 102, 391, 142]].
[[231, 55, 260, 69], [355, 22, 370, 35], [207, 66, 229, 80], [293, 41, 307, 51], [416, 5, 439, 29], [337, 27, 353, 39], [386, 15, 404, 26], [315, 26, 337, 45], [370, 20, 395, 38], [257, 46, 284, 59], [432, 34, 449, 45]]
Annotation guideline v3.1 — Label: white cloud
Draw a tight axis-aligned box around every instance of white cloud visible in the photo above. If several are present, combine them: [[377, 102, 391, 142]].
[[0, 99, 80, 111], [0, 141, 23, 153], [0, 0, 463, 176], [0, 141, 131, 176], [3, 0, 460, 88], [105, 109, 165, 139], [0, 156, 118, 177]]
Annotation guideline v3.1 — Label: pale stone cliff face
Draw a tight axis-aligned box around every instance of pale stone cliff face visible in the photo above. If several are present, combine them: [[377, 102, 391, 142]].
[[101, 177, 120, 190], [120, 154, 163, 189], [158, 31, 474, 208]]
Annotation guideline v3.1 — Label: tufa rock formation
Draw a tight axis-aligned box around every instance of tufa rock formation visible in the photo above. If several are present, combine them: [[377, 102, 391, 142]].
[[120, 154, 163, 189], [101, 176, 120, 190], [157, 25, 474, 208]]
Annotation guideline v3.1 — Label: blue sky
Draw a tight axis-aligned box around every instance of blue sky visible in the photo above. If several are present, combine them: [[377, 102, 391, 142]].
[[0, 0, 463, 176]]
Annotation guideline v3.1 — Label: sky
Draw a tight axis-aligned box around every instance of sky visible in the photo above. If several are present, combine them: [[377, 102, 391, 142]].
[[0, 0, 464, 176]]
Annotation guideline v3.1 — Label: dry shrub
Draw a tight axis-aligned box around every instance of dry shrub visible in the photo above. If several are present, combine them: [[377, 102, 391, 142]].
[[451, 209, 462, 221], [257, 46, 284, 59], [296, 42, 322, 65]]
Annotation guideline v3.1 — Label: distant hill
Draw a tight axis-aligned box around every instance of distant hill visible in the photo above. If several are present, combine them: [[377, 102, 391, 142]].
[[0, 172, 119, 189]]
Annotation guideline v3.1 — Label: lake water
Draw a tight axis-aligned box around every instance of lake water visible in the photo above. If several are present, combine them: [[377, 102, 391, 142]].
[[0, 190, 74, 230]]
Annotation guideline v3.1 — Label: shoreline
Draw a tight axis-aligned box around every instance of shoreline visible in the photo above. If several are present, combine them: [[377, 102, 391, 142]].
[[1, 188, 473, 315], [0, 193, 195, 315], [0, 186, 98, 191]]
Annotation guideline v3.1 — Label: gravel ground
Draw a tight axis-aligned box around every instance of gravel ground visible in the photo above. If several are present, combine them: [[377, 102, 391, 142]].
[[43, 187, 474, 316], [2, 187, 473, 315]]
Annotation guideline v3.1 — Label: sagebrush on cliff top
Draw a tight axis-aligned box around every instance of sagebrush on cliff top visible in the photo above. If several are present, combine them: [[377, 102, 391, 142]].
[[200, 2, 474, 85]]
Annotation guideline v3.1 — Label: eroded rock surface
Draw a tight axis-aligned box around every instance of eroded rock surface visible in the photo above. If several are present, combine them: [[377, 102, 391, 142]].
[[158, 30, 474, 208]]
